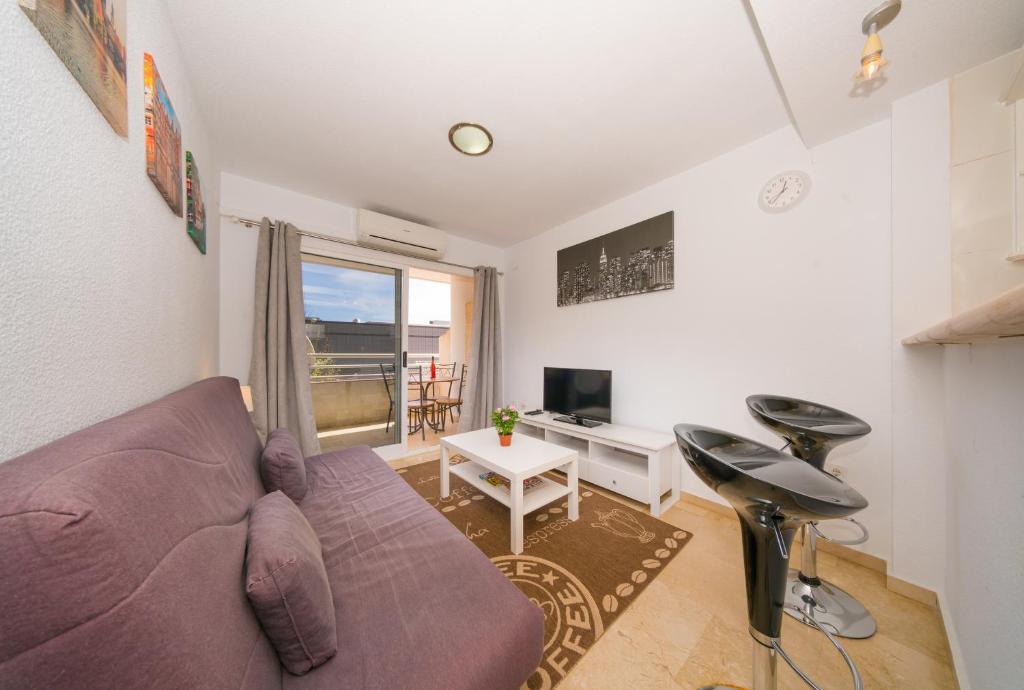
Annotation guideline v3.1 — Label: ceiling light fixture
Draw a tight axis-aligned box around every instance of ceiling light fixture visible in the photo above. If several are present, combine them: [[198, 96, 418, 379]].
[[854, 0, 901, 87], [448, 123, 493, 156]]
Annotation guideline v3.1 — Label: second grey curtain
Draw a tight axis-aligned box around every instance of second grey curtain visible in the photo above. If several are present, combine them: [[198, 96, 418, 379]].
[[248, 219, 321, 456], [462, 266, 503, 431]]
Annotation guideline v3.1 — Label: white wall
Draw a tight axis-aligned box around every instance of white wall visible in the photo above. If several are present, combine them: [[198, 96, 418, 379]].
[[219, 173, 505, 383], [503, 123, 895, 561], [890, 82, 953, 592], [0, 0, 220, 461], [943, 52, 1024, 690], [942, 342, 1024, 690]]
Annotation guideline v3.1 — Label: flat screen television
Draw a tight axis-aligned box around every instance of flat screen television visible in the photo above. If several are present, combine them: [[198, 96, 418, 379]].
[[543, 367, 612, 426]]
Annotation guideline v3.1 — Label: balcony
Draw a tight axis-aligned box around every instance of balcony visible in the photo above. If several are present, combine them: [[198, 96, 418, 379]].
[[310, 352, 462, 452], [305, 267, 474, 453]]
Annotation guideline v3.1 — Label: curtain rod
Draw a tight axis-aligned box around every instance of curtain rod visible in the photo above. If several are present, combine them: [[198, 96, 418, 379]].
[[229, 215, 502, 276]]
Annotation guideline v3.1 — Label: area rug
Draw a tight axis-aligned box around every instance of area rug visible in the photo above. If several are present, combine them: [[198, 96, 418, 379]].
[[398, 457, 693, 689]]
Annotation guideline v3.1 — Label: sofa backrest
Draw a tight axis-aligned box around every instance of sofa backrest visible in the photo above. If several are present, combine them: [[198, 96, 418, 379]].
[[0, 377, 281, 689]]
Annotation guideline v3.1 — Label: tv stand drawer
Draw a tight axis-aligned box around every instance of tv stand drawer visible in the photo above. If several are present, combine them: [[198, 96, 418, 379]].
[[583, 459, 647, 504]]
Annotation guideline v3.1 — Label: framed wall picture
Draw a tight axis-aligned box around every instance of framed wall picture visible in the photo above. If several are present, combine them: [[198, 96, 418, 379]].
[[556, 212, 674, 307], [19, 0, 128, 137], [143, 52, 182, 216], [186, 151, 206, 254]]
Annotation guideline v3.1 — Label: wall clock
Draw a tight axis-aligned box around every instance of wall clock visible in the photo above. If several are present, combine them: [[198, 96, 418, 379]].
[[758, 170, 811, 213]]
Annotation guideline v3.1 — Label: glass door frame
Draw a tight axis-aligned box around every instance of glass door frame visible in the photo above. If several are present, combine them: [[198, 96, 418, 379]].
[[300, 242, 411, 460], [299, 234, 476, 458]]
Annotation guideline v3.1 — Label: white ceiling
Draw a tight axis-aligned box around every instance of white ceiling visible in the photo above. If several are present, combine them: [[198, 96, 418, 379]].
[[749, 0, 1024, 146], [167, 1, 1024, 247], [167, 1, 788, 246]]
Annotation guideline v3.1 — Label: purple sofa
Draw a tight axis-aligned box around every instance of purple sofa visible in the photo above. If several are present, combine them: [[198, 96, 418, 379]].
[[0, 377, 543, 689]]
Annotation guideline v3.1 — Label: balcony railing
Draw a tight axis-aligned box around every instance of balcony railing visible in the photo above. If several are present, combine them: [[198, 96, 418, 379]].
[[308, 352, 440, 382]]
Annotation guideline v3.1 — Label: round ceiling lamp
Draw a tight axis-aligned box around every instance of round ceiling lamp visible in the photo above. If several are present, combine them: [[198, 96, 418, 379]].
[[448, 123, 493, 156]]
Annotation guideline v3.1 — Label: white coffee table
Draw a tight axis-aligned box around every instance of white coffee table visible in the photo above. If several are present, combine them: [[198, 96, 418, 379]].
[[440, 428, 579, 554]]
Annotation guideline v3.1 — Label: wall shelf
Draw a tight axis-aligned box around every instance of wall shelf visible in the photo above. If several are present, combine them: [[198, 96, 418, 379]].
[[902, 284, 1024, 345]]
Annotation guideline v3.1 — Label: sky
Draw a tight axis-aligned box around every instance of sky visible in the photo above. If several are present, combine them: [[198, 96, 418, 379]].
[[301, 262, 450, 325]]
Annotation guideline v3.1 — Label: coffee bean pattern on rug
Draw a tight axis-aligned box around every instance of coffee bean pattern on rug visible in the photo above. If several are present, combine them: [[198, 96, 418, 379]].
[[398, 457, 692, 690]]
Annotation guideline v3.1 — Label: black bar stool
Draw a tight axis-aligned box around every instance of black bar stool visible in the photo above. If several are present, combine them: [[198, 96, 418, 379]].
[[675, 424, 866, 690], [746, 395, 876, 639]]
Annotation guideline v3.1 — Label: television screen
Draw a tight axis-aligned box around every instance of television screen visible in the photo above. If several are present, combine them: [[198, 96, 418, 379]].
[[543, 367, 612, 423]]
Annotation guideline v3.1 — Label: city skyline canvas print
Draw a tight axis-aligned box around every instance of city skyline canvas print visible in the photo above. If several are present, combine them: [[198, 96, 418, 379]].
[[20, 0, 128, 137], [144, 52, 182, 216], [557, 211, 674, 307], [186, 151, 206, 254]]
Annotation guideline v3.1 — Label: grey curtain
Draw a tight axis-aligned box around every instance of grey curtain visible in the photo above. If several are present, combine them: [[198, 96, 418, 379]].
[[462, 266, 503, 431], [248, 219, 321, 456]]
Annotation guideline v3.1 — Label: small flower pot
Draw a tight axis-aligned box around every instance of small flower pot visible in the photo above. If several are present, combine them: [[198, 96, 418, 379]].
[[499, 433, 512, 447]]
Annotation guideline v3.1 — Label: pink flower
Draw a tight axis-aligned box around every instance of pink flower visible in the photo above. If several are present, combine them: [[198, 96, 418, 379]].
[[495, 407, 501, 413], [502, 415, 510, 421], [509, 404, 517, 411]]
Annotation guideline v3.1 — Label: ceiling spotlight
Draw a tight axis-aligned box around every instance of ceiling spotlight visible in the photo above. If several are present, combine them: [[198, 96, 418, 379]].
[[449, 123, 493, 156], [854, 0, 901, 86], [859, 31, 885, 81]]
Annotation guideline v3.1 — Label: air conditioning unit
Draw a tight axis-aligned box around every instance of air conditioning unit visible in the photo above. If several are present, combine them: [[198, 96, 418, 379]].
[[356, 209, 448, 260]]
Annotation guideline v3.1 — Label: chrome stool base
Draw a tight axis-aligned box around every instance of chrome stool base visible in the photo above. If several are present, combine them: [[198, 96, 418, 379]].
[[784, 568, 877, 639]]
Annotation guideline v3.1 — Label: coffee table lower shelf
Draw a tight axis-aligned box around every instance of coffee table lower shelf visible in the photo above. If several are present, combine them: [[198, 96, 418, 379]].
[[440, 429, 580, 554], [450, 460, 573, 515]]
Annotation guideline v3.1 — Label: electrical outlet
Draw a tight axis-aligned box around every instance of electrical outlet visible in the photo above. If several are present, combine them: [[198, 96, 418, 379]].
[[826, 464, 846, 480]]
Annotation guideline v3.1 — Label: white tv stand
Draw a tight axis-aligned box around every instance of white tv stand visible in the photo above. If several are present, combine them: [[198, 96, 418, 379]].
[[516, 412, 679, 517]]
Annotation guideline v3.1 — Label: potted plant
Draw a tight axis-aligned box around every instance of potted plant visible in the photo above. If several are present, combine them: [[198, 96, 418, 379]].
[[492, 405, 520, 446]]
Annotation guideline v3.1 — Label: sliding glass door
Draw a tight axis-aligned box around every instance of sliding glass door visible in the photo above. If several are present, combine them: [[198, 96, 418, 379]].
[[301, 255, 404, 453]]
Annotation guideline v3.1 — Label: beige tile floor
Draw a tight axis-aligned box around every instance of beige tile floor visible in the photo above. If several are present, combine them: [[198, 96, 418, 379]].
[[390, 452, 958, 690]]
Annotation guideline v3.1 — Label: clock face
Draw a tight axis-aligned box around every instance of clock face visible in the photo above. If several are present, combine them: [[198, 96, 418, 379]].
[[758, 171, 810, 213]]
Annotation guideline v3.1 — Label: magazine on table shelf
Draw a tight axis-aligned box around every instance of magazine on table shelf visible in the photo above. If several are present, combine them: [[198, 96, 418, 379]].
[[479, 471, 544, 493]]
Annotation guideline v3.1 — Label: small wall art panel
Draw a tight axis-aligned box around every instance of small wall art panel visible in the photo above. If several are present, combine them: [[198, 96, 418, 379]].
[[186, 151, 206, 254], [19, 0, 128, 136], [144, 52, 182, 216]]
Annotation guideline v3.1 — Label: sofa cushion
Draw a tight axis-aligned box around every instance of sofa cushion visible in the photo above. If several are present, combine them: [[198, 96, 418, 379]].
[[261, 428, 307, 502], [284, 446, 544, 690], [246, 491, 337, 675]]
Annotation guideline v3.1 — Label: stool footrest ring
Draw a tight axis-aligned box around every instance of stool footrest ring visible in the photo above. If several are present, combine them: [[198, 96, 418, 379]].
[[774, 604, 864, 690], [809, 517, 869, 546]]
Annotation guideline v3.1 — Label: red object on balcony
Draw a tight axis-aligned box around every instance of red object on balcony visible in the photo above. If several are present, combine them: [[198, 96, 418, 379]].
[[430, 357, 436, 380]]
